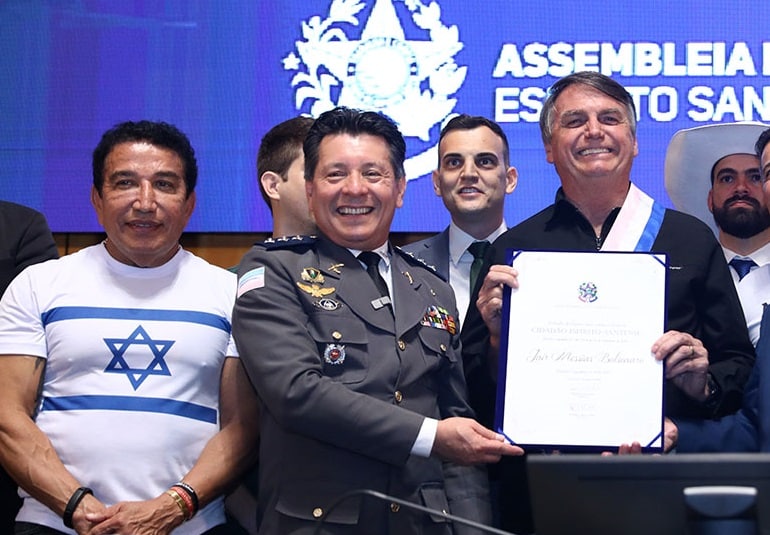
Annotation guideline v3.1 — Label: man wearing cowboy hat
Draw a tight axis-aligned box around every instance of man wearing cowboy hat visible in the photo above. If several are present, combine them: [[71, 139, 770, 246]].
[[669, 129, 770, 453], [665, 122, 770, 346]]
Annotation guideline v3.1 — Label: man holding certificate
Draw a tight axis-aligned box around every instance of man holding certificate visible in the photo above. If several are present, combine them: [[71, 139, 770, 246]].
[[462, 71, 756, 534]]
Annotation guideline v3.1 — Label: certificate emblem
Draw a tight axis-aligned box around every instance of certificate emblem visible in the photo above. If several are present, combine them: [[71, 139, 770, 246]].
[[578, 282, 598, 303], [324, 343, 346, 365]]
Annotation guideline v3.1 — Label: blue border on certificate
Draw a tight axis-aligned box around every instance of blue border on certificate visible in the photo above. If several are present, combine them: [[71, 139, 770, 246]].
[[494, 249, 667, 454]]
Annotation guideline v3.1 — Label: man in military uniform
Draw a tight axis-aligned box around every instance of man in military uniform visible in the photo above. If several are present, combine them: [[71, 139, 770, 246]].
[[232, 107, 521, 534]]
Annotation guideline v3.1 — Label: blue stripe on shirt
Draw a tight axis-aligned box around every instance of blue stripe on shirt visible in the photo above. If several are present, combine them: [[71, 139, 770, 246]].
[[41, 307, 230, 333], [42, 395, 217, 423]]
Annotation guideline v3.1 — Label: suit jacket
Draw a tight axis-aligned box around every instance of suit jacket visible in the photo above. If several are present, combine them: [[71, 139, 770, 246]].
[[0, 201, 58, 295], [0, 200, 57, 533], [402, 228, 450, 282], [677, 304, 770, 452], [233, 235, 490, 535]]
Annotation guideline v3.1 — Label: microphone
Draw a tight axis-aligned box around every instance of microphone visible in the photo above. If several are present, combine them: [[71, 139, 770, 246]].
[[312, 488, 517, 535]]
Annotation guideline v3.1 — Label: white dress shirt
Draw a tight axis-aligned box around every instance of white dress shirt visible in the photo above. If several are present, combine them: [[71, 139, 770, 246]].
[[722, 241, 770, 346], [448, 221, 508, 326]]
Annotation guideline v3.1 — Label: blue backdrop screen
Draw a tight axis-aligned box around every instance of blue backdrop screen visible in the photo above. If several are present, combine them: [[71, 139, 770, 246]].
[[1, 0, 768, 232]]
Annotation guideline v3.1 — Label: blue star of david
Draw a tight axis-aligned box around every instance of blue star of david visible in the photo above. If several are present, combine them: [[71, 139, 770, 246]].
[[104, 325, 174, 390]]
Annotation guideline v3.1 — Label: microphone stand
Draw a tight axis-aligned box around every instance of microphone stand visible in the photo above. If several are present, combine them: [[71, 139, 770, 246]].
[[312, 488, 517, 535]]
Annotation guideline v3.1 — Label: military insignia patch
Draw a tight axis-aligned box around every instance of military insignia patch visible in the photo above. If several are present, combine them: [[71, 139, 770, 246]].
[[237, 267, 265, 298], [420, 305, 457, 335], [315, 298, 342, 311], [297, 282, 336, 298], [301, 267, 325, 284], [324, 343, 346, 365]]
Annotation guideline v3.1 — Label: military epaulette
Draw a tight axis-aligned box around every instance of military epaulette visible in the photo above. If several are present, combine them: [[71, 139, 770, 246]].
[[394, 246, 447, 282], [258, 235, 318, 250]]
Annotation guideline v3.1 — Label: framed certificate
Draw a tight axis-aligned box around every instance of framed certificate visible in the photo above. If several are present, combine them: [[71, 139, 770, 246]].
[[495, 250, 667, 453]]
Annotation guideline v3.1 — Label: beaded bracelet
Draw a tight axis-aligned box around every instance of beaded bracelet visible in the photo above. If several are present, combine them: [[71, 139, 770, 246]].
[[63, 486, 93, 528]]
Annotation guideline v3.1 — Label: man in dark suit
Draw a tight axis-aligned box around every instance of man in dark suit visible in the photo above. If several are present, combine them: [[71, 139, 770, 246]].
[[403, 115, 517, 327], [669, 303, 770, 453], [232, 107, 521, 534], [0, 200, 58, 295], [0, 200, 58, 533]]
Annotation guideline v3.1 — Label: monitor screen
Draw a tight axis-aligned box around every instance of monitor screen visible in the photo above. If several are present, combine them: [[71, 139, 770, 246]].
[[1, 1, 768, 232], [527, 453, 770, 535]]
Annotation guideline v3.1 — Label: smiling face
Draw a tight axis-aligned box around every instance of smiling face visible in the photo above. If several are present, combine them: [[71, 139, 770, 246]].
[[92, 141, 195, 267], [432, 126, 517, 232], [544, 83, 638, 187], [709, 152, 768, 238], [306, 133, 405, 251]]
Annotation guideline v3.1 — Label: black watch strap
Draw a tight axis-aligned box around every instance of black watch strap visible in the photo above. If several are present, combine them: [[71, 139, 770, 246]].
[[63, 486, 93, 528]]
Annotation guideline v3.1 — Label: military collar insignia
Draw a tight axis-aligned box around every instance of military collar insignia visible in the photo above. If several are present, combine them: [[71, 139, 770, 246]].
[[328, 263, 344, 274], [261, 235, 318, 249], [395, 246, 440, 275]]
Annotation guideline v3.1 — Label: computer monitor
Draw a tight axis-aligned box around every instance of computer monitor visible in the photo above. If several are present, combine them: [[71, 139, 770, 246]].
[[528, 453, 770, 535]]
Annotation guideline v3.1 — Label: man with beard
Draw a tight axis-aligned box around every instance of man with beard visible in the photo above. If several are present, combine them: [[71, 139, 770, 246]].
[[666, 122, 770, 345], [669, 127, 770, 453]]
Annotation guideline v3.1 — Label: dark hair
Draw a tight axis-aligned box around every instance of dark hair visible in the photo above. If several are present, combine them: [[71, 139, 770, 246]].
[[439, 114, 510, 167], [92, 120, 197, 197], [755, 128, 770, 168], [303, 107, 406, 181], [257, 116, 315, 213], [539, 71, 637, 144]]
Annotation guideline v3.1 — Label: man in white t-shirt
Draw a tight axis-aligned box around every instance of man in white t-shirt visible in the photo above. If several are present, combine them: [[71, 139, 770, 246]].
[[0, 121, 259, 535], [666, 122, 770, 345]]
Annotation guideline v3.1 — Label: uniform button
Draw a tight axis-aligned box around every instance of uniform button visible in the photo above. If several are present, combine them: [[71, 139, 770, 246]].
[[397, 339, 406, 351], [390, 503, 400, 513], [439, 344, 447, 352], [312, 507, 323, 518], [394, 391, 403, 403], [332, 331, 342, 340]]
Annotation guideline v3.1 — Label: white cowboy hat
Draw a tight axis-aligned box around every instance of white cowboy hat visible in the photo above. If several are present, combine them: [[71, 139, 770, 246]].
[[664, 121, 768, 236]]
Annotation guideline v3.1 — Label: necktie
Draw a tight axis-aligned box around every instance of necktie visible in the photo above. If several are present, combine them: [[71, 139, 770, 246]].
[[729, 257, 757, 281], [358, 251, 390, 298], [468, 240, 490, 293]]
